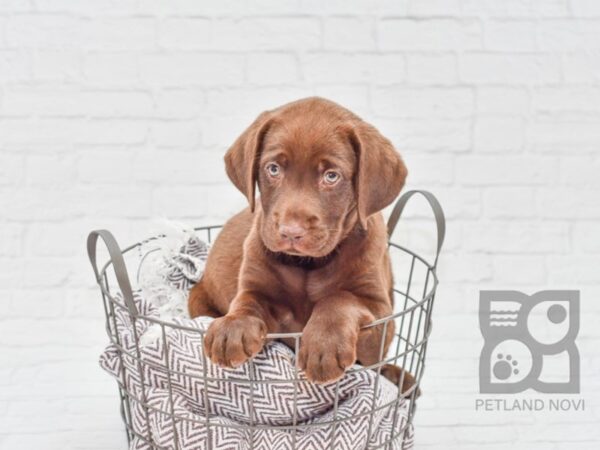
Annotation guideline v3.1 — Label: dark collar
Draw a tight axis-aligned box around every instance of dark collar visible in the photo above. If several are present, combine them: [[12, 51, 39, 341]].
[[263, 245, 339, 271]]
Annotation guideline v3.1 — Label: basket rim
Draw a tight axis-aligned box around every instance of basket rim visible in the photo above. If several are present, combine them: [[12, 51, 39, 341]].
[[97, 224, 439, 339]]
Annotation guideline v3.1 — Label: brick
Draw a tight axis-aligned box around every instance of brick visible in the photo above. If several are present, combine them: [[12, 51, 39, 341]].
[[159, 18, 212, 50], [460, 53, 561, 84], [3, 87, 82, 116], [0, 224, 21, 256], [413, 425, 456, 446], [376, 118, 471, 152], [406, 54, 458, 85], [301, 53, 373, 84], [407, 0, 461, 15], [492, 255, 546, 284], [32, 50, 81, 82], [538, 188, 600, 219], [484, 20, 537, 52], [462, 221, 569, 253], [573, 222, 600, 253], [200, 114, 255, 147], [205, 86, 310, 117], [559, 156, 600, 187], [302, 53, 406, 84], [562, 53, 600, 83], [153, 89, 205, 119], [26, 154, 77, 186], [535, 0, 571, 17], [0, 17, 5, 46], [456, 155, 558, 185], [454, 425, 518, 444], [389, 216, 460, 257], [440, 254, 493, 283], [528, 119, 600, 152], [83, 18, 156, 51], [0, 153, 24, 185], [483, 187, 536, 218], [69, 186, 153, 218], [0, 50, 31, 82], [0, 318, 105, 347], [9, 290, 64, 318], [533, 87, 600, 114], [434, 187, 481, 219], [247, 53, 299, 85], [323, 17, 375, 51], [538, 19, 600, 51], [378, 19, 482, 51], [17, 257, 72, 288], [137, 0, 248, 16], [473, 117, 525, 152], [149, 120, 202, 148], [0, 188, 65, 221], [64, 287, 107, 319], [139, 53, 244, 86], [312, 85, 370, 116], [238, 17, 321, 51], [0, 0, 32, 12], [462, 0, 569, 18], [77, 150, 134, 184], [5, 117, 135, 147], [571, 0, 600, 16], [372, 87, 474, 118], [299, 0, 388, 15], [34, 0, 138, 15], [3, 186, 149, 221], [369, 54, 406, 84], [27, 222, 97, 258], [0, 118, 70, 145], [152, 185, 245, 219], [83, 90, 154, 117], [403, 153, 454, 186], [83, 52, 139, 85], [6, 15, 81, 48], [74, 120, 149, 145], [133, 150, 224, 184], [476, 87, 530, 115]]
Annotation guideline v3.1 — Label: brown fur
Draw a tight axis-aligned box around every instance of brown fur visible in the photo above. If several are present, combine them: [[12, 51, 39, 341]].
[[189, 97, 415, 389]]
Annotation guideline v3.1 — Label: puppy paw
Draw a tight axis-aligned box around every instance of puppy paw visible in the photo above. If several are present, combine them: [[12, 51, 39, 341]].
[[298, 327, 356, 384], [204, 315, 267, 368]]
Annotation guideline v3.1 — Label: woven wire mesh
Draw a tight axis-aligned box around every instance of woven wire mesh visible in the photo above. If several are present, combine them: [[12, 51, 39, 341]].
[[92, 199, 441, 450]]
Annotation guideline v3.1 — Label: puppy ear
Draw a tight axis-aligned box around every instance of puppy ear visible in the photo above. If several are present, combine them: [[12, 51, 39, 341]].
[[347, 120, 408, 229], [224, 112, 273, 212]]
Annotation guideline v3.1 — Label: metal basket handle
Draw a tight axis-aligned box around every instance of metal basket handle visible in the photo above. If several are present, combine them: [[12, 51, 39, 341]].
[[387, 190, 446, 269], [87, 229, 139, 317]]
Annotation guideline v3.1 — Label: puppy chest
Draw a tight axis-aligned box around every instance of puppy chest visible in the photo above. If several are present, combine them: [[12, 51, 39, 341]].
[[272, 268, 315, 331], [275, 266, 334, 302]]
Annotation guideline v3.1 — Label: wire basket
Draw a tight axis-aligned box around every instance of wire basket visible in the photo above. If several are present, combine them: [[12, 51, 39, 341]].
[[87, 190, 445, 450]]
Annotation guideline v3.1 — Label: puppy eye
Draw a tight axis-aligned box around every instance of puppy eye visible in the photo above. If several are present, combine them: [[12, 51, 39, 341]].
[[266, 163, 281, 178], [323, 170, 341, 184]]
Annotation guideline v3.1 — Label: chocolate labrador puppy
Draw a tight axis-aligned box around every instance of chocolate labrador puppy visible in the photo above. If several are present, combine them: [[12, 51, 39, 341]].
[[189, 97, 414, 388]]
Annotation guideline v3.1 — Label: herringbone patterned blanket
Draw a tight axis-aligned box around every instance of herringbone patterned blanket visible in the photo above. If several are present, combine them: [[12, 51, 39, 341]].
[[99, 236, 413, 449]]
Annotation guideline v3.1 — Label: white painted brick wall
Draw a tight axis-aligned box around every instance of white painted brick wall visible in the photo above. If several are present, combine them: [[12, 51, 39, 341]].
[[1, 1, 599, 449]]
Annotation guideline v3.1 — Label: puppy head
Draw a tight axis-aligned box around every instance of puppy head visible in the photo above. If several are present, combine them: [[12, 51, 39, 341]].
[[224, 97, 407, 257]]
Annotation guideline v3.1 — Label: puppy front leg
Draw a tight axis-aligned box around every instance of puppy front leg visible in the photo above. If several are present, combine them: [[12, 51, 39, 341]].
[[298, 292, 378, 383], [203, 290, 273, 368]]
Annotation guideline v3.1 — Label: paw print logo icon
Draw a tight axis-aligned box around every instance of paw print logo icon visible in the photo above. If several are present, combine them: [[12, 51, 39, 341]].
[[493, 353, 519, 380], [479, 290, 580, 394]]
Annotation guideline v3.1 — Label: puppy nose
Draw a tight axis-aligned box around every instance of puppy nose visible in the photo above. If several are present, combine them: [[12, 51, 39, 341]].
[[279, 222, 306, 242]]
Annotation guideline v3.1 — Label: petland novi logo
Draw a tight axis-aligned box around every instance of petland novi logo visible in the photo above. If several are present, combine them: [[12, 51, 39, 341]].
[[479, 290, 580, 394]]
